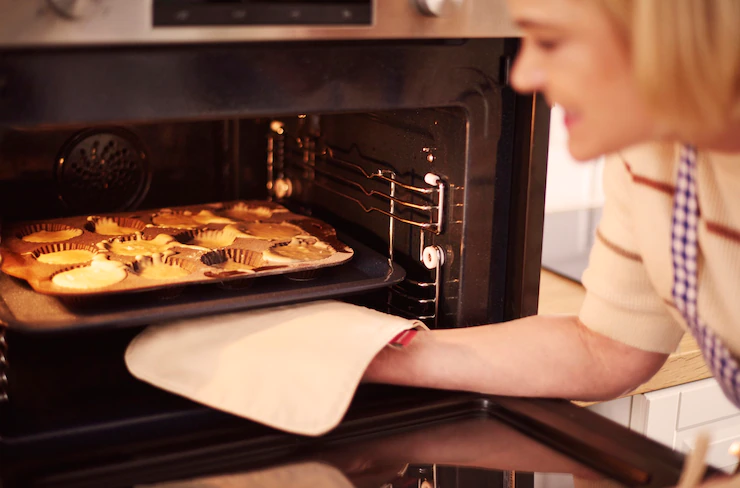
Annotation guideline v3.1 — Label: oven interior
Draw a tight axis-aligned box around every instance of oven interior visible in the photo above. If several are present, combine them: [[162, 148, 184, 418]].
[[0, 38, 548, 447], [0, 110, 482, 442], [0, 110, 465, 323]]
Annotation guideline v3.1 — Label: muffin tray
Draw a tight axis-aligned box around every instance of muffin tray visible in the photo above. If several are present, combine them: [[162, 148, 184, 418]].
[[0, 201, 354, 298]]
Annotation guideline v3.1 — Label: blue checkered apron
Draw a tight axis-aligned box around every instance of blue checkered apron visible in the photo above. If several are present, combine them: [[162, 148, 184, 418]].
[[672, 145, 740, 407]]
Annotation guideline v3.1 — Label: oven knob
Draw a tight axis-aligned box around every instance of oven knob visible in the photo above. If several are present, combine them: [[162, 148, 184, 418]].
[[46, 0, 102, 20], [273, 178, 294, 199], [415, 0, 464, 17], [422, 246, 445, 270]]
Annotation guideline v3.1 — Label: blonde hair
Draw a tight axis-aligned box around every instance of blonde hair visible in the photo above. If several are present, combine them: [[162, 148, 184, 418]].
[[597, 0, 740, 141]]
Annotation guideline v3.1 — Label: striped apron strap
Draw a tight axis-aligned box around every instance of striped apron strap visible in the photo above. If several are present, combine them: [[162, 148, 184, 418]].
[[671, 145, 740, 407]]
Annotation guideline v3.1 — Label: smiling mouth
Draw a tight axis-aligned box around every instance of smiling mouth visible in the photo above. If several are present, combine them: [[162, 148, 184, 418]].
[[563, 111, 581, 129]]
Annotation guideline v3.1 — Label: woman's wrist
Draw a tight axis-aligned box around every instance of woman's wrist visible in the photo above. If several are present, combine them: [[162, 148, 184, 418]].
[[363, 329, 432, 384]]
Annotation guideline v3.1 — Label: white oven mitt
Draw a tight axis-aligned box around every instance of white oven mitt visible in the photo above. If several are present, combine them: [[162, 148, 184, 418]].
[[136, 462, 354, 488], [124, 300, 425, 436]]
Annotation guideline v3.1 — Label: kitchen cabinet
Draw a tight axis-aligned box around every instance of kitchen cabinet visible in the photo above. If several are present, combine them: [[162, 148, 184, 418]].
[[536, 379, 740, 488], [536, 271, 731, 485], [631, 378, 740, 473]]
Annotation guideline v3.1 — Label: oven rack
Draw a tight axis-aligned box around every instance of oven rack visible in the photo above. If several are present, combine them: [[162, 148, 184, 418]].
[[268, 127, 447, 235], [388, 279, 438, 321], [0, 320, 7, 403], [267, 122, 446, 327]]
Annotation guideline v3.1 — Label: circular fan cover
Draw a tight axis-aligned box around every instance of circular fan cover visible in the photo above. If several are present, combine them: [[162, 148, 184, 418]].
[[55, 128, 151, 213]]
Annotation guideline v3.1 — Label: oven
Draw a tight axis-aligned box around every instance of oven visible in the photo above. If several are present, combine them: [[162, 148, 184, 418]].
[[0, 0, 574, 485]]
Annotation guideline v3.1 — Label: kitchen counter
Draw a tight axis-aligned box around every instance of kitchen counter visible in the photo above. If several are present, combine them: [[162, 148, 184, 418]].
[[538, 269, 711, 397]]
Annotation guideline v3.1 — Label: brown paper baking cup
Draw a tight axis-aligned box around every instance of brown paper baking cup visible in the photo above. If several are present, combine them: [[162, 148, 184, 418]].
[[100, 234, 176, 260], [127, 256, 195, 299], [85, 216, 147, 235], [29, 243, 99, 264], [201, 248, 265, 268], [238, 221, 306, 241], [49, 262, 90, 278], [266, 238, 335, 260], [49, 260, 128, 292], [175, 229, 239, 249], [266, 238, 331, 281], [16, 223, 83, 242], [160, 255, 199, 273], [151, 209, 234, 228], [130, 256, 197, 278], [201, 248, 267, 290]]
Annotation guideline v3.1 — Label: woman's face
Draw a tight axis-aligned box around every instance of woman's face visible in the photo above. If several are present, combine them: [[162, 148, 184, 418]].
[[508, 0, 660, 160]]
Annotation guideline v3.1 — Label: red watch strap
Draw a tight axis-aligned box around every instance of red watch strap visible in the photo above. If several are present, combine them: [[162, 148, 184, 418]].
[[389, 329, 418, 348]]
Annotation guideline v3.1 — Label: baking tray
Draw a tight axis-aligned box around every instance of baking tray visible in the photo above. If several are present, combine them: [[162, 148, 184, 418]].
[[0, 232, 405, 334], [0, 201, 354, 298]]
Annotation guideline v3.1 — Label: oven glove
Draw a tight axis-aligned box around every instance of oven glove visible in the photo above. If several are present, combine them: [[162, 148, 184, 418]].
[[124, 300, 427, 437], [136, 461, 354, 488]]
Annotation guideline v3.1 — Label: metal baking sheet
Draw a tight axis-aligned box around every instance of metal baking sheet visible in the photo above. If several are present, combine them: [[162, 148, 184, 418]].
[[0, 201, 354, 298], [0, 233, 404, 334]]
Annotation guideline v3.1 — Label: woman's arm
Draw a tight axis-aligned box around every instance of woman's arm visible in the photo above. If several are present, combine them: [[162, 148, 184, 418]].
[[364, 314, 668, 401]]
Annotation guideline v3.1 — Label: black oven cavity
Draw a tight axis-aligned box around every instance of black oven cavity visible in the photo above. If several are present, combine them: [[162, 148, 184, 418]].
[[0, 38, 548, 454]]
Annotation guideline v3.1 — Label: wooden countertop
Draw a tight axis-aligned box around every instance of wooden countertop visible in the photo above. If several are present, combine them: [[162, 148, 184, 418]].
[[538, 269, 712, 396]]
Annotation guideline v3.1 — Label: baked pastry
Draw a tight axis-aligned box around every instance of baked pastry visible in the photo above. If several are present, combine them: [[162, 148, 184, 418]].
[[91, 217, 142, 236], [36, 249, 95, 265], [263, 238, 335, 264], [51, 257, 127, 290], [103, 233, 178, 257], [185, 225, 247, 249], [151, 211, 198, 229], [201, 248, 263, 274], [223, 203, 275, 221], [134, 252, 191, 280], [22, 228, 82, 243], [152, 209, 235, 229], [241, 222, 304, 240], [138, 263, 190, 280], [192, 210, 235, 225]]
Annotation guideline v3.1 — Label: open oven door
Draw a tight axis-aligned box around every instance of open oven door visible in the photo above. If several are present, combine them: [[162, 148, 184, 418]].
[[0, 386, 721, 488]]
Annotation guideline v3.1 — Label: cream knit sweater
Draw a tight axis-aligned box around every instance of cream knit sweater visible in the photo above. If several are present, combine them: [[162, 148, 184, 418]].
[[579, 144, 740, 355]]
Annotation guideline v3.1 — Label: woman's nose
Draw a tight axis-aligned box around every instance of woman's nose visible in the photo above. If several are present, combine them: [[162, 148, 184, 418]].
[[510, 47, 546, 94]]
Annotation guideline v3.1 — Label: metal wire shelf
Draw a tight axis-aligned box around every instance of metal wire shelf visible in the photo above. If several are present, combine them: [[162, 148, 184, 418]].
[[267, 120, 447, 327], [0, 320, 7, 403], [271, 128, 446, 235]]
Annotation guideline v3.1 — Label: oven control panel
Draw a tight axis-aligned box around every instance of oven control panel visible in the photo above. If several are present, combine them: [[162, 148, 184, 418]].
[[0, 0, 517, 47], [153, 0, 372, 27], [46, 0, 104, 19]]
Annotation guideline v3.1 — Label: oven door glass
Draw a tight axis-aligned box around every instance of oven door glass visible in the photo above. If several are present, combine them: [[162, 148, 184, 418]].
[[0, 388, 714, 488]]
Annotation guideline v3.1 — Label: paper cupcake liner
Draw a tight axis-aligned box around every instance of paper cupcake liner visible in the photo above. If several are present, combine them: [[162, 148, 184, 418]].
[[29, 242, 99, 263], [16, 223, 83, 242], [201, 248, 266, 268], [85, 216, 147, 235]]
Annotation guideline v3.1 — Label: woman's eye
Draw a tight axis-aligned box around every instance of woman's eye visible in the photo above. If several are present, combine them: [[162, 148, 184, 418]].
[[535, 39, 560, 51]]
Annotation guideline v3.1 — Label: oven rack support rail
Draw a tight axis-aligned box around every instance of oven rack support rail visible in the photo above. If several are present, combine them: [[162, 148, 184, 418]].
[[267, 123, 447, 235], [0, 320, 7, 403], [267, 121, 446, 327]]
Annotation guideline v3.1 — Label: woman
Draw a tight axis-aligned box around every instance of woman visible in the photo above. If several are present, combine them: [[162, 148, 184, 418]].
[[365, 0, 740, 409]]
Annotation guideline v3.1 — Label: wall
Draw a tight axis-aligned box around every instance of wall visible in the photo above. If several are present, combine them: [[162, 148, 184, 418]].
[[545, 105, 604, 213]]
